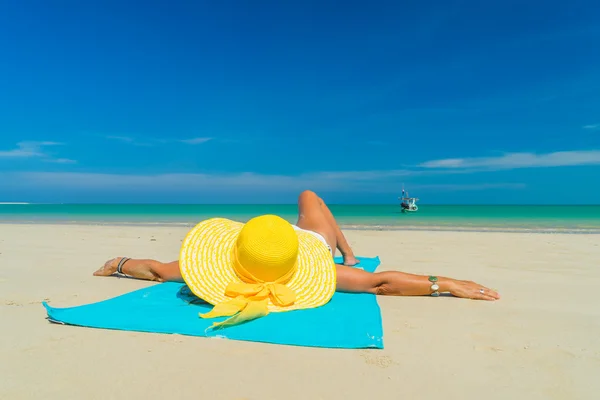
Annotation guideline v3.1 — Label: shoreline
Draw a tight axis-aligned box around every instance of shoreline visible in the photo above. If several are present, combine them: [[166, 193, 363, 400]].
[[2, 219, 600, 234]]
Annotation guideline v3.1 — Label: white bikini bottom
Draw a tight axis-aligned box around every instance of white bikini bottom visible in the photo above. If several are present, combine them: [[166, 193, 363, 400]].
[[292, 225, 333, 255]]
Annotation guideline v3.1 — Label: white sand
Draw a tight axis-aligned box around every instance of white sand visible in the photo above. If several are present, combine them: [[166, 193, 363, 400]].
[[1, 223, 599, 399]]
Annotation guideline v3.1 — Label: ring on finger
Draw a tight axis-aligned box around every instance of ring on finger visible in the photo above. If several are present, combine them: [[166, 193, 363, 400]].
[[479, 289, 485, 294]]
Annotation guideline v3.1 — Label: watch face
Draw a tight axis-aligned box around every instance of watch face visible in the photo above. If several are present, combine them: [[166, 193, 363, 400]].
[[431, 284, 439, 291]]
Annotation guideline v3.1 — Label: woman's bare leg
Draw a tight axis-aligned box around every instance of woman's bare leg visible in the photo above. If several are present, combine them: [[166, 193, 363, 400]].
[[94, 190, 357, 281], [295, 190, 359, 266], [93, 257, 183, 282]]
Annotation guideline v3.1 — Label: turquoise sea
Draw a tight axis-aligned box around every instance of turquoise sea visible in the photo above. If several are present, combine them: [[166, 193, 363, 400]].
[[1, 204, 600, 233]]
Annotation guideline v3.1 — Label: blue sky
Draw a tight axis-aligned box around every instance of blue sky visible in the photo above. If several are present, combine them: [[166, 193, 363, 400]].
[[1, 0, 599, 204]]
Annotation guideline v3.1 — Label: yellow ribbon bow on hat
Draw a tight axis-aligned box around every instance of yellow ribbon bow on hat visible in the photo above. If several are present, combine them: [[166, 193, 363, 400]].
[[199, 282, 296, 329], [199, 245, 299, 329], [199, 215, 302, 329]]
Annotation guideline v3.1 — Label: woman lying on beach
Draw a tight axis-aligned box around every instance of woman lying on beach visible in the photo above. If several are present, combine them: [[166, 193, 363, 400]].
[[94, 191, 500, 303]]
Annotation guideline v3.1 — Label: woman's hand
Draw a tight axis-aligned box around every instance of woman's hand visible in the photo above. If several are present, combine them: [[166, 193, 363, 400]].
[[446, 279, 500, 301]]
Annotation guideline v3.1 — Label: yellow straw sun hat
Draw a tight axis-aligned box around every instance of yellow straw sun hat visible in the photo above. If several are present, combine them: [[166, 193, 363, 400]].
[[179, 214, 336, 329]]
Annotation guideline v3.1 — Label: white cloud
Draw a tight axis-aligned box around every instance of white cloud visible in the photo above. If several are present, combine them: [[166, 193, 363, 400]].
[[105, 135, 212, 146], [2, 167, 423, 195], [180, 137, 212, 145], [2, 168, 528, 196], [583, 124, 599, 130], [3, 144, 594, 199], [313, 169, 414, 181], [104, 135, 161, 147], [7, 171, 348, 193], [48, 158, 77, 164], [420, 158, 465, 168], [419, 150, 600, 170], [105, 135, 135, 143], [0, 141, 66, 160]]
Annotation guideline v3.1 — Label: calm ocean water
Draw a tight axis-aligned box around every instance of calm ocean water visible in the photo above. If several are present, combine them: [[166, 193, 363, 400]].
[[1, 204, 600, 233]]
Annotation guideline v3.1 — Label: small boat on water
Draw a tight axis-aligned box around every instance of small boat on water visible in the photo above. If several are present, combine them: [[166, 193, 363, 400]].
[[399, 187, 419, 213]]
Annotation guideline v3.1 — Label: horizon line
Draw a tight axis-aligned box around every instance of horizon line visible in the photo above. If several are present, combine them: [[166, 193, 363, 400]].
[[2, 202, 600, 207]]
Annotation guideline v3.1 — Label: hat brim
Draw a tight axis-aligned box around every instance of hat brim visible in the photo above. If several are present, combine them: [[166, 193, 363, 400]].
[[179, 218, 337, 312]]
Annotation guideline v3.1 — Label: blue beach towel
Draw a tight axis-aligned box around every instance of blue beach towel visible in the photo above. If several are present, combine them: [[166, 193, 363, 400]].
[[42, 256, 384, 349]]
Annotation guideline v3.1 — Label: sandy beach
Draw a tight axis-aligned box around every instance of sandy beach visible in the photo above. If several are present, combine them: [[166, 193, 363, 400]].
[[1, 223, 599, 399]]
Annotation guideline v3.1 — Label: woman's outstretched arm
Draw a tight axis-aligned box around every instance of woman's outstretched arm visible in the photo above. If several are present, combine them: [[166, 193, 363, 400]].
[[335, 264, 500, 301], [94, 258, 499, 300]]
